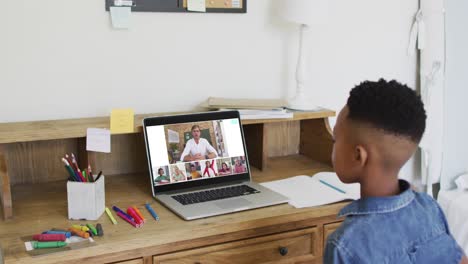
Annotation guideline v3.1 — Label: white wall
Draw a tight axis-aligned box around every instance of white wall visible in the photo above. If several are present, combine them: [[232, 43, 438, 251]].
[[1, 0, 418, 124], [442, 0, 468, 189]]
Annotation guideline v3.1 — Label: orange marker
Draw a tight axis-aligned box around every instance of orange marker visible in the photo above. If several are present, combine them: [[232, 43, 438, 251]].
[[132, 206, 145, 223], [68, 227, 90, 239]]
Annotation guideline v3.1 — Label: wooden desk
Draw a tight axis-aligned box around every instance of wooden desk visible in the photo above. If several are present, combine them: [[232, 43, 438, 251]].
[[0, 110, 344, 263], [0, 156, 345, 264]]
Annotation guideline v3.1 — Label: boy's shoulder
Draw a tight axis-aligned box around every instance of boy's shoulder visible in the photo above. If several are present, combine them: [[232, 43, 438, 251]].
[[329, 190, 445, 242], [325, 189, 459, 263]]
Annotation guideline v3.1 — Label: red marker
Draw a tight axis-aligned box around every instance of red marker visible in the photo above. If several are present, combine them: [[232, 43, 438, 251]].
[[127, 207, 143, 225], [32, 234, 66, 242]]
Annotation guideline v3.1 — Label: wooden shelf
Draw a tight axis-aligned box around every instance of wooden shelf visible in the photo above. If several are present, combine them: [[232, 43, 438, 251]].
[[0, 155, 340, 264], [0, 110, 334, 144], [0, 110, 335, 221]]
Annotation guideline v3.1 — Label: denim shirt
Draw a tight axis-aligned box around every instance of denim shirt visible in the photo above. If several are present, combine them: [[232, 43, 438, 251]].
[[324, 180, 464, 264]]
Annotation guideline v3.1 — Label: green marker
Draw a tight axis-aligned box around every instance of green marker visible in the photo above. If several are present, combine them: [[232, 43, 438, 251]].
[[33, 241, 67, 249], [86, 223, 98, 236]]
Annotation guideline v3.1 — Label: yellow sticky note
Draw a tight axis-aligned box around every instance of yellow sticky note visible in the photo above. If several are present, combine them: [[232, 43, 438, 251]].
[[110, 108, 134, 134]]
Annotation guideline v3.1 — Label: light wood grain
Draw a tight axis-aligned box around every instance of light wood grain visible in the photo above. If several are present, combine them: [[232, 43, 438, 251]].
[[300, 119, 334, 167], [266, 121, 300, 157], [154, 227, 319, 264], [0, 144, 12, 220], [243, 124, 267, 170], [7, 139, 77, 185], [0, 156, 345, 264], [111, 258, 144, 264], [0, 110, 334, 144]]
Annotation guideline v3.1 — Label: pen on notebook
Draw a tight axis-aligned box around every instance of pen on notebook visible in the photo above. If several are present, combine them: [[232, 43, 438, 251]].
[[319, 179, 346, 194]]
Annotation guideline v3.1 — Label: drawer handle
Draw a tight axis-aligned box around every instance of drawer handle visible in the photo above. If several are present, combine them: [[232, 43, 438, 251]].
[[279, 246, 288, 256]]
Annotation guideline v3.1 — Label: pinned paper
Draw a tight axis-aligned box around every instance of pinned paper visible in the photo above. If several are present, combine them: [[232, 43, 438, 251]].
[[86, 128, 111, 153], [110, 6, 131, 29], [168, 129, 180, 143], [232, 0, 241, 8], [187, 0, 206, 12], [110, 108, 134, 134]]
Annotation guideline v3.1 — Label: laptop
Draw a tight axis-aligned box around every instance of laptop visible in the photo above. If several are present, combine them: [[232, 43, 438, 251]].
[[142, 110, 289, 220]]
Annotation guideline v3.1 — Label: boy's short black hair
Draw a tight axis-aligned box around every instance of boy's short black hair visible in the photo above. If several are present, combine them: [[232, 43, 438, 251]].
[[346, 79, 426, 143]]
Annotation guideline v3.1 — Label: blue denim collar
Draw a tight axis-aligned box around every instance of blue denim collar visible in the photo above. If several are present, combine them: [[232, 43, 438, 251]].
[[339, 180, 415, 217]]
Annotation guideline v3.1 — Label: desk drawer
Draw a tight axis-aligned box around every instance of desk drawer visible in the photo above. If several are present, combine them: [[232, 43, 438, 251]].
[[154, 227, 320, 264]]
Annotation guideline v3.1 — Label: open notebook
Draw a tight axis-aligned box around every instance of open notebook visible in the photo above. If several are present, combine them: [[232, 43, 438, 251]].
[[260, 172, 360, 208]]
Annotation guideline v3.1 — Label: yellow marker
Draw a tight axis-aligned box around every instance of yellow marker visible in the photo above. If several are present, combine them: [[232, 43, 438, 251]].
[[72, 225, 89, 232], [105, 207, 118, 224], [110, 108, 134, 134]]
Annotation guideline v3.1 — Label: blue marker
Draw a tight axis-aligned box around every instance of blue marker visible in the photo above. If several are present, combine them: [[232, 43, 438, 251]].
[[112, 205, 135, 222], [319, 179, 346, 194], [145, 203, 159, 221]]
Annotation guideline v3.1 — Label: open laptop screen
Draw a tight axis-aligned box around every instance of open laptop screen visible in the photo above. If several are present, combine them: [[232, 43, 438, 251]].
[[143, 111, 250, 195]]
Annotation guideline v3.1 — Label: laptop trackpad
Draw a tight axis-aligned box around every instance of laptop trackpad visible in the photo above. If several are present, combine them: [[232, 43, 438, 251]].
[[215, 198, 252, 209]]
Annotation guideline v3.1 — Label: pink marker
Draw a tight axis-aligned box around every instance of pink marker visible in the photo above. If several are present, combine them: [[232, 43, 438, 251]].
[[32, 234, 66, 242], [116, 211, 138, 228]]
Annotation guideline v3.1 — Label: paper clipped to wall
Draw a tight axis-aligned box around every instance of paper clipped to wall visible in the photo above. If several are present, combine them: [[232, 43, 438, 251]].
[[260, 172, 360, 208], [86, 128, 111, 153], [110, 108, 135, 134], [187, 0, 206, 12], [110, 6, 131, 29]]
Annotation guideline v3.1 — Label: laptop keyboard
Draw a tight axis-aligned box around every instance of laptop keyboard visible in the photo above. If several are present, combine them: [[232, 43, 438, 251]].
[[172, 185, 261, 205]]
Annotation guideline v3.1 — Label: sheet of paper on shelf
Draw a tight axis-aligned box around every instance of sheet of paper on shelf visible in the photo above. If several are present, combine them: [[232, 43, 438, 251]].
[[207, 97, 288, 109], [219, 108, 293, 120], [260, 172, 360, 208]]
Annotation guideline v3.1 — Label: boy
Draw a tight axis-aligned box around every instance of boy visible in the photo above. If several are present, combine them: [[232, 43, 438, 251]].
[[324, 79, 467, 263]]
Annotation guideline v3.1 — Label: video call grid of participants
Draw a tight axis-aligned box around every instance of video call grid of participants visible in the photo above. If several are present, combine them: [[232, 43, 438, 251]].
[[147, 118, 247, 186], [153, 156, 248, 185]]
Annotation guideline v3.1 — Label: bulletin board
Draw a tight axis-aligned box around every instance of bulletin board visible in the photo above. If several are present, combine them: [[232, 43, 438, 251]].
[[105, 0, 247, 13]]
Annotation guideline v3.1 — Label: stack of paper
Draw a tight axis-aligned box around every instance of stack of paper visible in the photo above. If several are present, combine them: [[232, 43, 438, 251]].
[[260, 172, 360, 208], [219, 108, 293, 120], [203, 97, 293, 120], [205, 97, 288, 110]]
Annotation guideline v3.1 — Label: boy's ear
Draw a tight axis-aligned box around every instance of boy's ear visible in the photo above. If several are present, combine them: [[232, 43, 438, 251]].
[[355, 145, 368, 167]]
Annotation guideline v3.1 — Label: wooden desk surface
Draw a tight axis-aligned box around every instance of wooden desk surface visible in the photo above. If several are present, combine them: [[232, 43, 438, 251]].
[[0, 155, 345, 264]]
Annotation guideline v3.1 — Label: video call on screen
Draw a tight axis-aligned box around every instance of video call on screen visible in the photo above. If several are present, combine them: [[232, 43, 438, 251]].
[[146, 118, 247, 186]]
